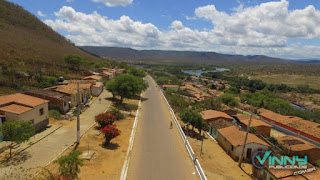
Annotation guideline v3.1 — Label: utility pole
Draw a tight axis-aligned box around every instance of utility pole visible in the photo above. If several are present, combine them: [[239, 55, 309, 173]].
[[76, 82, 80, 144], [238, 112, 253, 167]]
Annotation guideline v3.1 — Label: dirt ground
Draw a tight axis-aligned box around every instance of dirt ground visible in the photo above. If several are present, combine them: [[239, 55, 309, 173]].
[[177, 117, 253, 180], [38, 98, 138, 180]]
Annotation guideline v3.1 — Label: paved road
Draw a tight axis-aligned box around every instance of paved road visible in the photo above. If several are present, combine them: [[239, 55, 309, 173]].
[[0, 90, 112, 179], [126, 76, 198, 180]]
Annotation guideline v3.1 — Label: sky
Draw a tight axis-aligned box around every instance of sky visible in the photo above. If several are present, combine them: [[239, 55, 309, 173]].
[[8, 0, 320, 60]]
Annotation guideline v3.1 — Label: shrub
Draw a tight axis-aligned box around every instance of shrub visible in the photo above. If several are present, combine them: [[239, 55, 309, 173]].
[[95, 111, 116, 129], [100, 124, 121, 146], [49, 110, 61, 119], [110, 108, 124, 120], [55, 150, 83, 180], [220, 93, 239, 107]]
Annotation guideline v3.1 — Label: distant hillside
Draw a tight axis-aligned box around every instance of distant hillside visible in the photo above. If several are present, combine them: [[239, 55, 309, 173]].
[[0, 0, 101, 63], [80, 46, 291, 65], [0, 0, 105, 94]]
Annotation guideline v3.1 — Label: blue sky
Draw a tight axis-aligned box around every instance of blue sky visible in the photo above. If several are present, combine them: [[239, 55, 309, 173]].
[[8, 0, 320, 60]]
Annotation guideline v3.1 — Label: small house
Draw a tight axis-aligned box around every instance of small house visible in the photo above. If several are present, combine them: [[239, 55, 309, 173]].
[[217, 126, 270, 162], [0, 93, 49, 132], [25, 89, 71, 114], [82, 75, 103, 82], [236, 115, 272, 136]]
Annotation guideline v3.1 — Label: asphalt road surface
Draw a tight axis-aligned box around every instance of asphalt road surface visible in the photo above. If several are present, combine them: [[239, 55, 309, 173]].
[[126, 75, 198, 180]]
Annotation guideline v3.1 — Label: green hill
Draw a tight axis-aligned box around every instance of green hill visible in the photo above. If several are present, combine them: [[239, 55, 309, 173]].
[[0, 0, 104, 94]]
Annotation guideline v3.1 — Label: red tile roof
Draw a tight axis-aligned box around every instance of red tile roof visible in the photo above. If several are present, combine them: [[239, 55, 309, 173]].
[[0, 104, 32, 114], [236, 114, 272, 127], [200, 110, 234, 121], [0, 93, 48, 107], [82, 75, 102, 81], [218, 126, 269, 147]]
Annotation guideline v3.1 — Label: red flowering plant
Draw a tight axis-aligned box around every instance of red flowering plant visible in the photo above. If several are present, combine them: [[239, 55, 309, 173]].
[[95, 111, 116, 129], [100, 124, 121, 146]]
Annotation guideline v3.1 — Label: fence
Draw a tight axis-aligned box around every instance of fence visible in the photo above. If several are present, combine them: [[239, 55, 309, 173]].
[[159, 89, 207, 180]]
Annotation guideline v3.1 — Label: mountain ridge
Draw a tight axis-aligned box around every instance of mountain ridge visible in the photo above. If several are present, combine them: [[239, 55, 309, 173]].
[[79, 46, 294, 64]]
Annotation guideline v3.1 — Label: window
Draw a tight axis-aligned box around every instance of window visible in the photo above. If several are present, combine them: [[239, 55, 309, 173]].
[[39, 108, 44, 115], [231, 145, 234, 151]]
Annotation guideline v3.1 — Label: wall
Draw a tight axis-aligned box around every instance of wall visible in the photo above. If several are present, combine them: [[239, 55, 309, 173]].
[[217, 133, 269, 162], [259, 115, 320, 146], [5, 102, 49, 132], [92, 85, 103, 97]]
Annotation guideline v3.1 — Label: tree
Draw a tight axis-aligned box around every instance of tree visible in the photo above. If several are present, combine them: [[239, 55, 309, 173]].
[[64, 54, 82, 70], [179, 110, 203, 132], [195, 118, 207, 135], [95, 111, 116, 129], [156, 77, 169, 85], [1, 120, 34, 157], [128, 67, 146, 77], [55, 150, 83, 180], [106, 74, 148, 103], [220, 93, 239, 107], [100, 124, 121, 146]]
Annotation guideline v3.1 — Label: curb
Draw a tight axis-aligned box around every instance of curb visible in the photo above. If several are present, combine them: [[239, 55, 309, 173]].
[[120, 94, 142, 180]]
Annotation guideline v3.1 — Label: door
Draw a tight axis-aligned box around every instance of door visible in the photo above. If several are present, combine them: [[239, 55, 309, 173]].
[[246, 148, 252, 159]]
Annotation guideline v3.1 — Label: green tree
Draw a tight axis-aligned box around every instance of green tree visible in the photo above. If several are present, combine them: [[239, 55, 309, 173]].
[[55, 150, 83, 180], [156, 77, 169, 85], [64, 54, 82, 70], [220, 93, 239, 107], [128, 67, 146, 77], [179, 110, 203, 132], [106, 74, 148, 103], [1, 120, 34, 157]]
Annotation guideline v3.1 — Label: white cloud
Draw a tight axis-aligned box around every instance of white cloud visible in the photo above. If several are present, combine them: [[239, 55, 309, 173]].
[[66, 0, 74, 2], [43, 1, 320, 59], [91, 0, 133, 7], [37, 10, 46, 17]]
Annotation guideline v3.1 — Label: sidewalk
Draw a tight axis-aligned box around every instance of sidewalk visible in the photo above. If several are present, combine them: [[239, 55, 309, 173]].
[[0, 90, 112, 179]]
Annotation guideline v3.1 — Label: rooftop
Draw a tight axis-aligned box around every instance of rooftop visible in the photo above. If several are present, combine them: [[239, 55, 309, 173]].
[[277, 135, 319, 152], [25, 89, 70, 101], [218, 126, 269, 147], [200, 110, 234, 121], [236, 114, 271, 127], [82, 75, 102, 81], [0, 93, 48, 107], [162, 85, 179, 88], [0, 104, 32, 114], [258, 108, 320, 139]]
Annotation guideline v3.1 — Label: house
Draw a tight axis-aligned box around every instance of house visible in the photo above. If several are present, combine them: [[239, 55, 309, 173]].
[[222, 107, 237, 116], [0, 93, 49, 132], [92, 82, 103, 97], [46, 83, 92, 107], [201, 110, 234, 122], [236, 115, 272, 136], [253, 158, 319, 180], [82, 75, 103, 82], [162, 85, 179, 91], [201, 110, 235, 138], [116, 68, 125, 75], [68, 79, 103, 97], [277, 135, 320, 163], [24, 89, 71, 114], [258, 108, 320, 145], [217, 126, 270, 162]]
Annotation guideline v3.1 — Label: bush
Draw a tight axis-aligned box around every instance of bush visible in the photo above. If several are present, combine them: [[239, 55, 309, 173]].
[[55, 150, 83, 180], [110, 108, 124, 120], [220, 93, 239, 107], [100, 124, 121, 146], [49, 110, 61, 119], [95, 111, 116, 129]]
